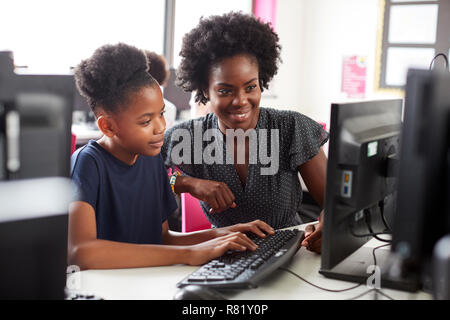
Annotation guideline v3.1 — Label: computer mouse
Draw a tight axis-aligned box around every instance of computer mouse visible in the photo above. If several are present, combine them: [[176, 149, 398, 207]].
[[173, 285, 227, 300]]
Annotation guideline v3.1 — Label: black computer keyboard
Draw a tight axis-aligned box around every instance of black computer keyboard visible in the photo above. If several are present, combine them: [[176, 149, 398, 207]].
[[176, 229, 304, 289]]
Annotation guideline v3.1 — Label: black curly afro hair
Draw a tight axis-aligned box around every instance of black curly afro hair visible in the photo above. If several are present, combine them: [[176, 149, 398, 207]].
[[74, 43, 157, 114], [176, 11, 282, 105], [144, 50, 169, 86]]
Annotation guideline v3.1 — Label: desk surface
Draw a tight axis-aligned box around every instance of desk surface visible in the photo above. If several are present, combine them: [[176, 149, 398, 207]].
[[68, 224, 432, 300]]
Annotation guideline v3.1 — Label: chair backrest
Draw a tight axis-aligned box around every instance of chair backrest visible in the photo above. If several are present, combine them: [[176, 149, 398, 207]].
[[71, 133, 76, 154], [181, 193, 211, 233]]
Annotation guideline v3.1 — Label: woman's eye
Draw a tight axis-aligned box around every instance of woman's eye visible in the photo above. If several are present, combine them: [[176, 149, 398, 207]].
[[160, 110, 166, 117], [142, 120, 151, 126], [218, 88, 231, 95], [246, 84, 257, 92]]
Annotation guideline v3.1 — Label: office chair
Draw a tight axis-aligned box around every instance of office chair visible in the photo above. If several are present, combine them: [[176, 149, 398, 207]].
[[181, 193, 211, 233], [71, 133, 76, 154]]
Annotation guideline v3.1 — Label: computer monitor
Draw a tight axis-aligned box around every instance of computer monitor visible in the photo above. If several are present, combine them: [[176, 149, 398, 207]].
[[320, 99, 407, 290], [0, 178, 72, 299], [73, 89, 91, 113], [390, 69, 450, 291], [0, 51, 74, 299], [0, 51, 74, 180]]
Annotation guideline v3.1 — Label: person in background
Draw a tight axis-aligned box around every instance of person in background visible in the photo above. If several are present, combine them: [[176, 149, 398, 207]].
[[189, 90, 212, 118], [162, 12, 328, 253], [68, 43, 275, 270], [144, 51, 177, 128]]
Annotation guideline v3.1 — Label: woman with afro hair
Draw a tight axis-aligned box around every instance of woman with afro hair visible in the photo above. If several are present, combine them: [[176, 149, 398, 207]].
[[162, 12, 328, 253], [69, 43, 274, 270]]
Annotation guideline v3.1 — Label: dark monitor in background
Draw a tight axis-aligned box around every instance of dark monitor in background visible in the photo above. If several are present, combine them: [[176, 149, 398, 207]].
[[0, 178, 72, 299], [73, 89, 90, 113], [320, 99, 406, 289], [390, 69, 450, 292], [0, 51, 74, 299], [0, 51, 74, 180]]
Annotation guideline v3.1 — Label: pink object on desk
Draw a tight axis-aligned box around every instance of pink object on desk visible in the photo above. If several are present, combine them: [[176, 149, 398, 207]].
[[181, 193, 211, 233]]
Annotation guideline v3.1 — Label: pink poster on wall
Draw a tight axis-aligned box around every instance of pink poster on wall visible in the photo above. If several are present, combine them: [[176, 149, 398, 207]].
[[253, 0, 277, 31], [341, 55, 367, 99]]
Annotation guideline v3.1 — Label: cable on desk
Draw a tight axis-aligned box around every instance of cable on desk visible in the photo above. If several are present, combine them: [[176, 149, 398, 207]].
[[364, 209, 392, 243], [279, 267, 363, 293], [280, 265, 395, 299], [378, 199, 392, 232], [348, 209, 392, 243], [347, 288, 395, 300], [372, 243, 391, 266], [279, 244, 395, 299], [353, 243, 395, 301], [349, 226, 391, 240]]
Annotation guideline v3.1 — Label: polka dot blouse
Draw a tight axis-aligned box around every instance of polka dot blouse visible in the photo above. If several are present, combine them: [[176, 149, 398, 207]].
[[161, 107, 329, 229]]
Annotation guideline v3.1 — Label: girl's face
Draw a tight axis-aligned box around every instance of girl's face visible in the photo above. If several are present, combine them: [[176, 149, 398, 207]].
[[111, 85, 166, 158], [206, 54, 261, 132]]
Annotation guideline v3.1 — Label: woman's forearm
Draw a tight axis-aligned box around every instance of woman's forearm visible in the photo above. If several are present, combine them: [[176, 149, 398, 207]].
[[173, 175, 197, 194]]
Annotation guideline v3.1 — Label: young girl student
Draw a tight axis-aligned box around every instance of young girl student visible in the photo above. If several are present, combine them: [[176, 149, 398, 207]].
[[69, 43, 274, 270]]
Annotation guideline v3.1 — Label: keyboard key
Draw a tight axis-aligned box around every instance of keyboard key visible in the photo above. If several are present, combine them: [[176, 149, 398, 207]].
[[188, 276, 207, 282]]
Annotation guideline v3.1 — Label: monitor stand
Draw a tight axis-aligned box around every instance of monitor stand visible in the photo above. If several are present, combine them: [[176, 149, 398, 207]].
[[319, 244, 420, 292]]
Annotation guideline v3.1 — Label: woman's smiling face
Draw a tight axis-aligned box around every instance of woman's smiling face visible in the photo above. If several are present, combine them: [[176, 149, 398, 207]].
[[206, 54, 261, 132]]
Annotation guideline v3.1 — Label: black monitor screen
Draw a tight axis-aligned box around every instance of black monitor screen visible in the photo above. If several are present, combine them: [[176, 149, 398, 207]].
[[320, 99, 404, 289], [0, 51, 73, 299], [391, 69, 450, 291], [0, 178, 72, 299]]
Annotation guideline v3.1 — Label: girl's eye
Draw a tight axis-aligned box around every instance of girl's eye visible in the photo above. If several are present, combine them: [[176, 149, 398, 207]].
[[142, 120, 151, 126], [160, 110, 166, 117], [246, 84, 257, 92]]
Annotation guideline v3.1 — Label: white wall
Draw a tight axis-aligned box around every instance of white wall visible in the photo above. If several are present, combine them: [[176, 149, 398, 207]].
[[261, 0, 401, 128], [260, 0, 306, 112]]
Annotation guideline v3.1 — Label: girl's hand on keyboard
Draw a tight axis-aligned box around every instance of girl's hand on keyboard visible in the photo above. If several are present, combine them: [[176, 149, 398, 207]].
[[186, 232, 258, 266], [216, 219, 275, 239]]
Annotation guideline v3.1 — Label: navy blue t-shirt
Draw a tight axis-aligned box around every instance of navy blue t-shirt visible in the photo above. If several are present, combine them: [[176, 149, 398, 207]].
[[71, 140, 178, 244]]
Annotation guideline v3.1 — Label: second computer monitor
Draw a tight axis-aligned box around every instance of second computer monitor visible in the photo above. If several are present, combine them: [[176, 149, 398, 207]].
[[320, 99, 404, 288], [391, 69, 450, 292]]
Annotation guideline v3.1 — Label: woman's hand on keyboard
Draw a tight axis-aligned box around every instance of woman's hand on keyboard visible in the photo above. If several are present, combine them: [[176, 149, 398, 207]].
[[301, 211, 323, 253], [216, 219, 275, 239], [186, 232, 258, 266]]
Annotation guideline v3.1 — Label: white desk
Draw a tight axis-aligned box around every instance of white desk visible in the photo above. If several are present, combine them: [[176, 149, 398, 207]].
[[67, 224, 432, 300]]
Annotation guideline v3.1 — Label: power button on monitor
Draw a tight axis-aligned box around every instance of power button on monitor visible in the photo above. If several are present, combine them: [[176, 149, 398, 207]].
[[341, 170, 352, 198]]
